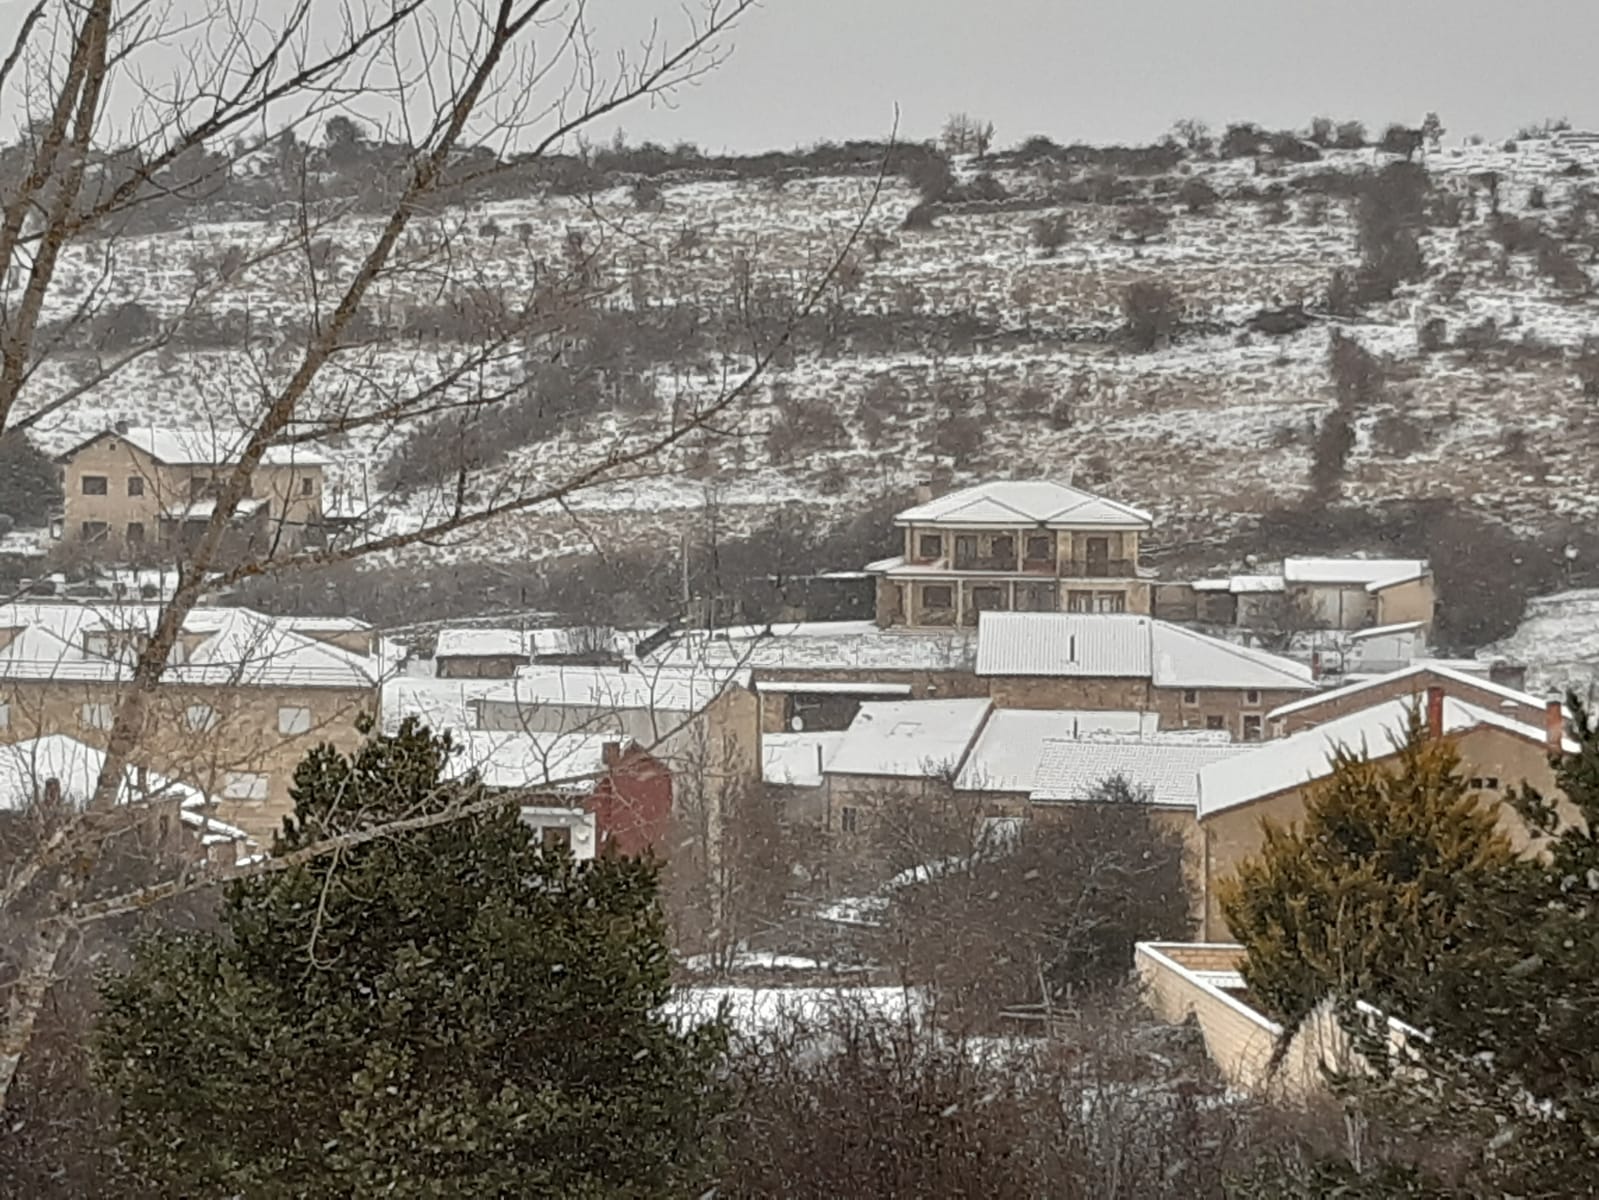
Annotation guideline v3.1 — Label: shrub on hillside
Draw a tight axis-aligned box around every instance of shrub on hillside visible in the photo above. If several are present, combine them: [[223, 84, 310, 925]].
[[1220, 122, 1267, 158], [1379, 124, 1424, 161], [905, 154, 954, 203], [900, 202, 937, 231], [1309, 116, 1335, 147], [630, 178, 665, 211], [1269, 131, 1322, 163], [1118, 204, 1170, 243], [1333, 120, 1367, 148], [1029, 212, 1070, 256], [1178, 176, 1219, 213], [1120, 279, 1180, 351]]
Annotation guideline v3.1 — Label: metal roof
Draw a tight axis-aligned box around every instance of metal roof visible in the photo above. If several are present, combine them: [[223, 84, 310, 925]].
[[1282, 557, 1429, 588], [894, 480, 1153, 530], [825, 697, 992, 779], [1030, 736, 1249, 810], [953, 708, 1161, 793]]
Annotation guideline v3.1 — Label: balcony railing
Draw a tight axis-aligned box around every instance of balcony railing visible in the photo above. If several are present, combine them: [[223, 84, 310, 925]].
[[1062, 558, 1137, 579]]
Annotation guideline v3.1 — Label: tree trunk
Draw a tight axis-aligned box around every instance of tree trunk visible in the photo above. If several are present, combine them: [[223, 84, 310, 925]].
[[0, 919, 72, 1104]]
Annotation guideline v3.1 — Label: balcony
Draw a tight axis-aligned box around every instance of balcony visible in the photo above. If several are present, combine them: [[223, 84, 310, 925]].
[[1062, 557, 1137, 580]]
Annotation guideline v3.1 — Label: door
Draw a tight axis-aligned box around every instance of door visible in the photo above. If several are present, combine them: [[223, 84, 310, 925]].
[[1084, 536, 1110, 577]]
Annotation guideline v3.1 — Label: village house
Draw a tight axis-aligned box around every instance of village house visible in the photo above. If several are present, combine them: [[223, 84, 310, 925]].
[[0, 733, 259, 866], [0, 602, 385, 840], [974, 611, 1316, 740], [1159, 556, 1436, 637], [443, 731, 672, 858], [56, 425, 330, 556], [433, 624, 635, 679], [1196, 686, 1574, 939], [1267, 661, 1557, 736], [949, 707, 1162, 811], [866, 480, 1156, 628]]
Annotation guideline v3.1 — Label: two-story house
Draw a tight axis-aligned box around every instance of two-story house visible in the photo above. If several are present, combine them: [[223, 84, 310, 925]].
[[56, 425, 330, 556], [867, 480, 1155, 629]]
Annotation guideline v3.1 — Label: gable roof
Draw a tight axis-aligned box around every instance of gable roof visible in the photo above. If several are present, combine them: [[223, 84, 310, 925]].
[[895, 480, 1153, 530], [61, 426, 330, 468], [953, 708, 1161, 793], [974, 613, 1315, 691], [480, 664, 747, 716], [0, 735, 210, 811], [435, 628, 532, 660], [1198, 696, 1567, 819], [1031, 736, 1250, 810], [443, 731, 625, 793], [1282, 557, 1429, 589], [1266, 662, 1552, 722], [825, 697, 992, 779]]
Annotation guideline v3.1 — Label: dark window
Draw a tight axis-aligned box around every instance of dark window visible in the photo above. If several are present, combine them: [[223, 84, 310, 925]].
[[1245, 689, 1261, 705], [1470, 777, 1501, 791], [126, 476, 144, 497], [990, 535, 1016, 562], [126, 522, 145, 544], [1067, 590, 1094, 613], [1205, 715, 1227, 731], [81, 475, 107, 496], [1182, 689, 1198, 705], [922, 585, 953, 610], [971, 585, 1006, 612], [918, 533, 943, 559], [1243, 715, 1263, 741], [542, 825, 572, 851], [1094, 591, 1127, 613], [954, 534, 978, 566], [840, 806, 859, 834], [81, 521, 108, 542], [301, 477, 314, 496], [1025, 534, 1053, 562]]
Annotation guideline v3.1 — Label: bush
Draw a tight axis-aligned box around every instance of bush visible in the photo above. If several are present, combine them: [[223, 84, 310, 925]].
[[1177, 176, 1219, 213], [1529, 184, 1547, 209], [1372, 411, 1428, 456], [1379, 124, 1423, 160], [905, 154, 954, 203], [1029, 212, 1069, 256], [1220, 122, 1267, 158], [1269, 131, 1322, 163], [1118, 204, 1169, 243], [1309, 116, 1335, 147], [1538, 242, 1591, 294], [900, 202, 937, 231], [630, 178, 665, 211], [1333, 120, 1367, 149], [1120, 279, 1180, 351], [1576, 338, 1599, 397]]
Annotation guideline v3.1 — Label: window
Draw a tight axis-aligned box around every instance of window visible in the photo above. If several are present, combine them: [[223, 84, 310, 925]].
[[277, 706, 313, 735], [839, 805, 860, 834], [1469, 776, 1501, 791], [81, 475, 107, 495], [1245, 689, 1261, 706], [1205, 715, 1227, 731], [1243, 715, 1263, 742], [1094, 591, 1126, 613], [126, 521, 145, 545], [185, 704, 219, 732], [990, 534, 1016, 562], [918, 533, 943, 559], [954, 534, 978, 565], [542, 825, 572, 851], [0, 702, 9, 731], [223, 772, 270, 801], [80, 703, 114, 731], [301, 476, 315, 496], [921, 585, 953, 611], [126, 476, 144, 496], [1067, 590, 1094, 613], [971, 585, 1006, 612], [1025, 534, 1053, 563], [81, 521, 108, 542], [1182, 689, 1198, 705]]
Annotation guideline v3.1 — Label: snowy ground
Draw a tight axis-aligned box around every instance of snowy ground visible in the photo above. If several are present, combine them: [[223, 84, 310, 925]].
[[1485, 589, 1599, 700]]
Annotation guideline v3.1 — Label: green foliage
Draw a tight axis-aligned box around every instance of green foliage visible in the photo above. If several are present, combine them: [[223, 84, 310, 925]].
[[1222, 712, 1517, 1038], [0, 430, 62, 529], [96, 720, 725, 1198], [1384, 697, 1599, 1192]]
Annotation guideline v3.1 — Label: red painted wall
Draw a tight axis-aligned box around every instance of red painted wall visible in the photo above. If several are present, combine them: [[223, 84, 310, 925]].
[[587, 746, 673, 858]]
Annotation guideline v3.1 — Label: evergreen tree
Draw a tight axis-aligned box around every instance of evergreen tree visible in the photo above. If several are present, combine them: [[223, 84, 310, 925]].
[[96, 720, 725, 1198], [1380, 698, 1599, 1193], [0, 430, 62, 529], [1221, 712, 1518, 1040]]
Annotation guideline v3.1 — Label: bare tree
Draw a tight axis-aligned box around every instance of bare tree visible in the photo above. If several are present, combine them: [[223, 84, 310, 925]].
[[0, 0, 875, 1106]]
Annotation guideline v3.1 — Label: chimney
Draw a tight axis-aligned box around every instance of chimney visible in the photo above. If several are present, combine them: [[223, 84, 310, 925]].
[[1489, 661, 1528, 692], [43, 777, 61, 807], [913, 482, 933, 504], [113, 418, 129, 435], [1310, 650, 1322, 680], [601, 740, 622, 768], [1546, 700, 1565, 752], [1425, 685, 1446, 740]]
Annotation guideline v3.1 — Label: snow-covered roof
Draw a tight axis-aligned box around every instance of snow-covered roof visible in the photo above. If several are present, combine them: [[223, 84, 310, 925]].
[[443, 730, 623, 792], [381, 676, 507, 735], [1282, 557, 1429, 589], [753, 680, 913, 696], [1192, 574, 1286, 594], [649, 622, 975, 675], [435, 627, 532, 659], [1266, 662, 1553, 722], [825, 698, 992, 779], [1348, 620, 1427, 642], [1030, 736, 1250, 810], [762, 732, 847, 788], [1198, 696, 1565, 818], [974, 613, 1315, 691], [0, 735, 211, 811], [0, 604, 381, 689], [481, 664, 747, 716], [953, 708, 1161, 793], [66, 426, 331, 468], [160, 496, 267, 522], [894, 480, 1153, 530]]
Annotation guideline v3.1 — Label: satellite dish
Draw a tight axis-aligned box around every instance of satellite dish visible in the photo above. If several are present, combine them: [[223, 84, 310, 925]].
[[790, 715, 805, 732]]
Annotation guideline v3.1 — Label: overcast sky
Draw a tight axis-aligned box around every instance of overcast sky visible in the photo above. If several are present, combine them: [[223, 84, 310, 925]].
[[594, 0, 1599, 152]]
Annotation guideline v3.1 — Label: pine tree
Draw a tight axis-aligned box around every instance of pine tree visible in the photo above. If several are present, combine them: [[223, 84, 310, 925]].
[[1382, 697, 1599, 1193], [0, 430, 62, 529], [1221, 712, 1518, 1040], [96, 720, 726, 1198]]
